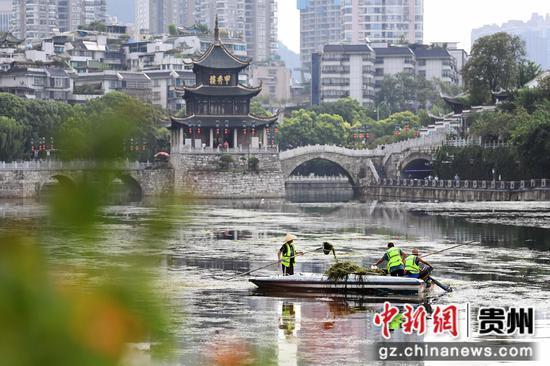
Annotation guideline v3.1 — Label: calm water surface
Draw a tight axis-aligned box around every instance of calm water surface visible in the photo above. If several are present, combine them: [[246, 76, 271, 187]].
[[2, 199, 550, 365]]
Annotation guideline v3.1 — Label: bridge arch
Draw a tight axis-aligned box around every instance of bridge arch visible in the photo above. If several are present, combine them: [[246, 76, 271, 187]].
[[110, 174, 143, 202], [399, 152, 434, 179], [39, 174, 77, 198]]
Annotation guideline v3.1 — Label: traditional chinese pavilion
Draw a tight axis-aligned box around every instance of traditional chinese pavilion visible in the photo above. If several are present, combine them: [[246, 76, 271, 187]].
[[170, 19, 278, 151]]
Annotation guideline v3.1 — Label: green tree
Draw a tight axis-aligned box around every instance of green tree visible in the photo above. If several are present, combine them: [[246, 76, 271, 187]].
[[463, 32, 526, 105], [469, 110, 523, 142], [517, 60, 542, 87], [278, 110, 350, 150], [0, 117, 26, 161], [168, 24, 177, 36], [310, 97, 372, 124], [511, 100, 550, 178]]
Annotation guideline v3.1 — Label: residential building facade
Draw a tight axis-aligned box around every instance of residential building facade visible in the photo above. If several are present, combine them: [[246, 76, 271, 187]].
[[297, 0, 342, 72], [249, 61, 291, 102], [11, 0, 106, 39], [312, 42, 459, 106], [0, 0, 10, 32], [341, 0, 424, 44], [298, 0, 424, 71], [244, 0, 277, 62], [312, 44, 375, 106], [135, 0, 179, 35], [472, 13, 550, 69], [410, 44, 458, 85]]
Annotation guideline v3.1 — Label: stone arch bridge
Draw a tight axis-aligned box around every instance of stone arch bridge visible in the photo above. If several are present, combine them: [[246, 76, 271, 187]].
[[279, 132, 447, 186], [0, 161, 173, 199]]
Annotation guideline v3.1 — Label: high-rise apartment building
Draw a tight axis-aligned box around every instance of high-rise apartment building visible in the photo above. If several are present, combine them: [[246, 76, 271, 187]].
[[298, 0, 424, 71], [297, 0, 342, 72], [11, 0, 106, 39], [341, 0, 423, 44], [135, 0, 178, 34], [11, 0, 58, 39], [193, 0, 245, 39], [244, 0, 277, 62], [0, 0, 11, 32], [472, 13, 550, 69]]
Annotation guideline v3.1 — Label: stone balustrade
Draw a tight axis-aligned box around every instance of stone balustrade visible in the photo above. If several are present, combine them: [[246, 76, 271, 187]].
[[279, 131, 447, 160], [0, 160, 158, 171], [378, 178, 548, 190]]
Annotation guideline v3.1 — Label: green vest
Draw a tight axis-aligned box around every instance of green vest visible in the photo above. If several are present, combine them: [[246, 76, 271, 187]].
[[386, 247, 403, 272], [281, 242, 295, 268], [405, 255, 420, 274]]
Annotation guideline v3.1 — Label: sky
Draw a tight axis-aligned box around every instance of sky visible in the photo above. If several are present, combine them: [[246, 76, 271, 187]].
[[277, 0, 550, 53]]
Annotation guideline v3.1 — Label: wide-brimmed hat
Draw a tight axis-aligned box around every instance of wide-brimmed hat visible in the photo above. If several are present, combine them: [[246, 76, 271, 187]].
[[283, 233, 296, 243]]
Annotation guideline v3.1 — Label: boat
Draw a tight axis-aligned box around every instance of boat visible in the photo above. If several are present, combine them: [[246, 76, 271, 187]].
[[249, 273, 433, 302]]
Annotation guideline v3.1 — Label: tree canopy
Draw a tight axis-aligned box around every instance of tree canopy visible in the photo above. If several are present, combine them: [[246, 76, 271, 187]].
[[462, 32, 526, 105]]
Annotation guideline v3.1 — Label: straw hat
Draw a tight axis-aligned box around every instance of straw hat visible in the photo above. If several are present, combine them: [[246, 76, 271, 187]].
[[283, 233, 297, 243]]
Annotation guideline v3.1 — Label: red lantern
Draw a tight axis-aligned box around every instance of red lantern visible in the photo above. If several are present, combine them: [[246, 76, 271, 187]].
[[216, 128, 220, 135], [353, 133, 357, 139], [197, 127, 201, 134], [243, 128, 247, 135], [366, 133, 370, 139], [251, 128, 255, 136], [274, 127, 279, 134], [32, 145, 35, 152], [188, 127, 192, 134], [359, 133, 364, 139], [224, 128, 228, 135]]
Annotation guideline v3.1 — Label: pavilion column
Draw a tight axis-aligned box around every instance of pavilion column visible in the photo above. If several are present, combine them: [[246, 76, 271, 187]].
[[263, 127, 268, 148], [209, 128, 214, 148], [233, 128, 238, 150], [179, 127, 184, 152]]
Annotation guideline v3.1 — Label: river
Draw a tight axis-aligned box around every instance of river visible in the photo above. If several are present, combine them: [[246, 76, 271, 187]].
[[1, 198, 549, 365]]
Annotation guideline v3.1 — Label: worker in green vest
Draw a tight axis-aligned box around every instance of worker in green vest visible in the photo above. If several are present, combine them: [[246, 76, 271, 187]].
[[405, 249, 433, 279], [278, 233, 303, 276], [374, 242, 407, 276]]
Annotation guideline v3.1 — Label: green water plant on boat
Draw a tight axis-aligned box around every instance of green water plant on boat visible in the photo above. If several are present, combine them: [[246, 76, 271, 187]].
[[325, 261, 385, 281]]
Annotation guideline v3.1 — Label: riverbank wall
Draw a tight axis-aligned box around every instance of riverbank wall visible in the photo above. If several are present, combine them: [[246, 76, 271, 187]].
[[171, 152, 285, 198], [363, 178, 550, 201]]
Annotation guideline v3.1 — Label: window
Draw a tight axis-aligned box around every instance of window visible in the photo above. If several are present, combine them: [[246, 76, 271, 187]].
[[54, 78, 65, 88]]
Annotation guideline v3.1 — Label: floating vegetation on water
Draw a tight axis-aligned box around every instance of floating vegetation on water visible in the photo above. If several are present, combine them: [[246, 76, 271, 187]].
[[325, 261, 385, 281]]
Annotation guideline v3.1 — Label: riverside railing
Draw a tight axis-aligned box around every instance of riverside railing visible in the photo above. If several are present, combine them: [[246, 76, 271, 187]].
[[286, 175, 350, 183], [376, 178, 548, 190], [0, 160, 159, 171]]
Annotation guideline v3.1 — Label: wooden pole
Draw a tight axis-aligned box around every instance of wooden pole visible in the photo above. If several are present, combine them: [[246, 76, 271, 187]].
[[421, 241, 474, 259]]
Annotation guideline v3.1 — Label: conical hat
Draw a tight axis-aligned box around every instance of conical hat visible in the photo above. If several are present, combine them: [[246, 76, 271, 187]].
[[283, 233, 296, 243]]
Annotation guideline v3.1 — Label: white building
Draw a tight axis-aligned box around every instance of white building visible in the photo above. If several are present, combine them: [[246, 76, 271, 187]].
[[410, 44, 458, 85], [298, 0, 424, 71], [317, 44, 376, 106], [372, 44, 415, 88], [341, 0, 424, 45]]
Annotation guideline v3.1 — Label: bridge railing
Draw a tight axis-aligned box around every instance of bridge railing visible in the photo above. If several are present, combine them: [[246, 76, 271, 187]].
[[0, 160, 159, 171], [377, 178, 548, 190], [279, 131, 447, 160]]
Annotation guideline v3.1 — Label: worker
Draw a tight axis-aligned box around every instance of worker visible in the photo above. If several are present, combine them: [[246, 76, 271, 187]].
[[405, 248, 433, 279], [278, 233, 303, 276], [374, 242, 407, 276]]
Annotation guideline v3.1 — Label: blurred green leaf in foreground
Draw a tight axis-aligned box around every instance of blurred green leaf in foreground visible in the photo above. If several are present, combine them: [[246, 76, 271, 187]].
[[0, 106, 184, 366]]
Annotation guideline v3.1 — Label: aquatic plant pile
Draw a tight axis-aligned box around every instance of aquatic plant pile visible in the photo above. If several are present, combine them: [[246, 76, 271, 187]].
[[325, 261, 385, 281]]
